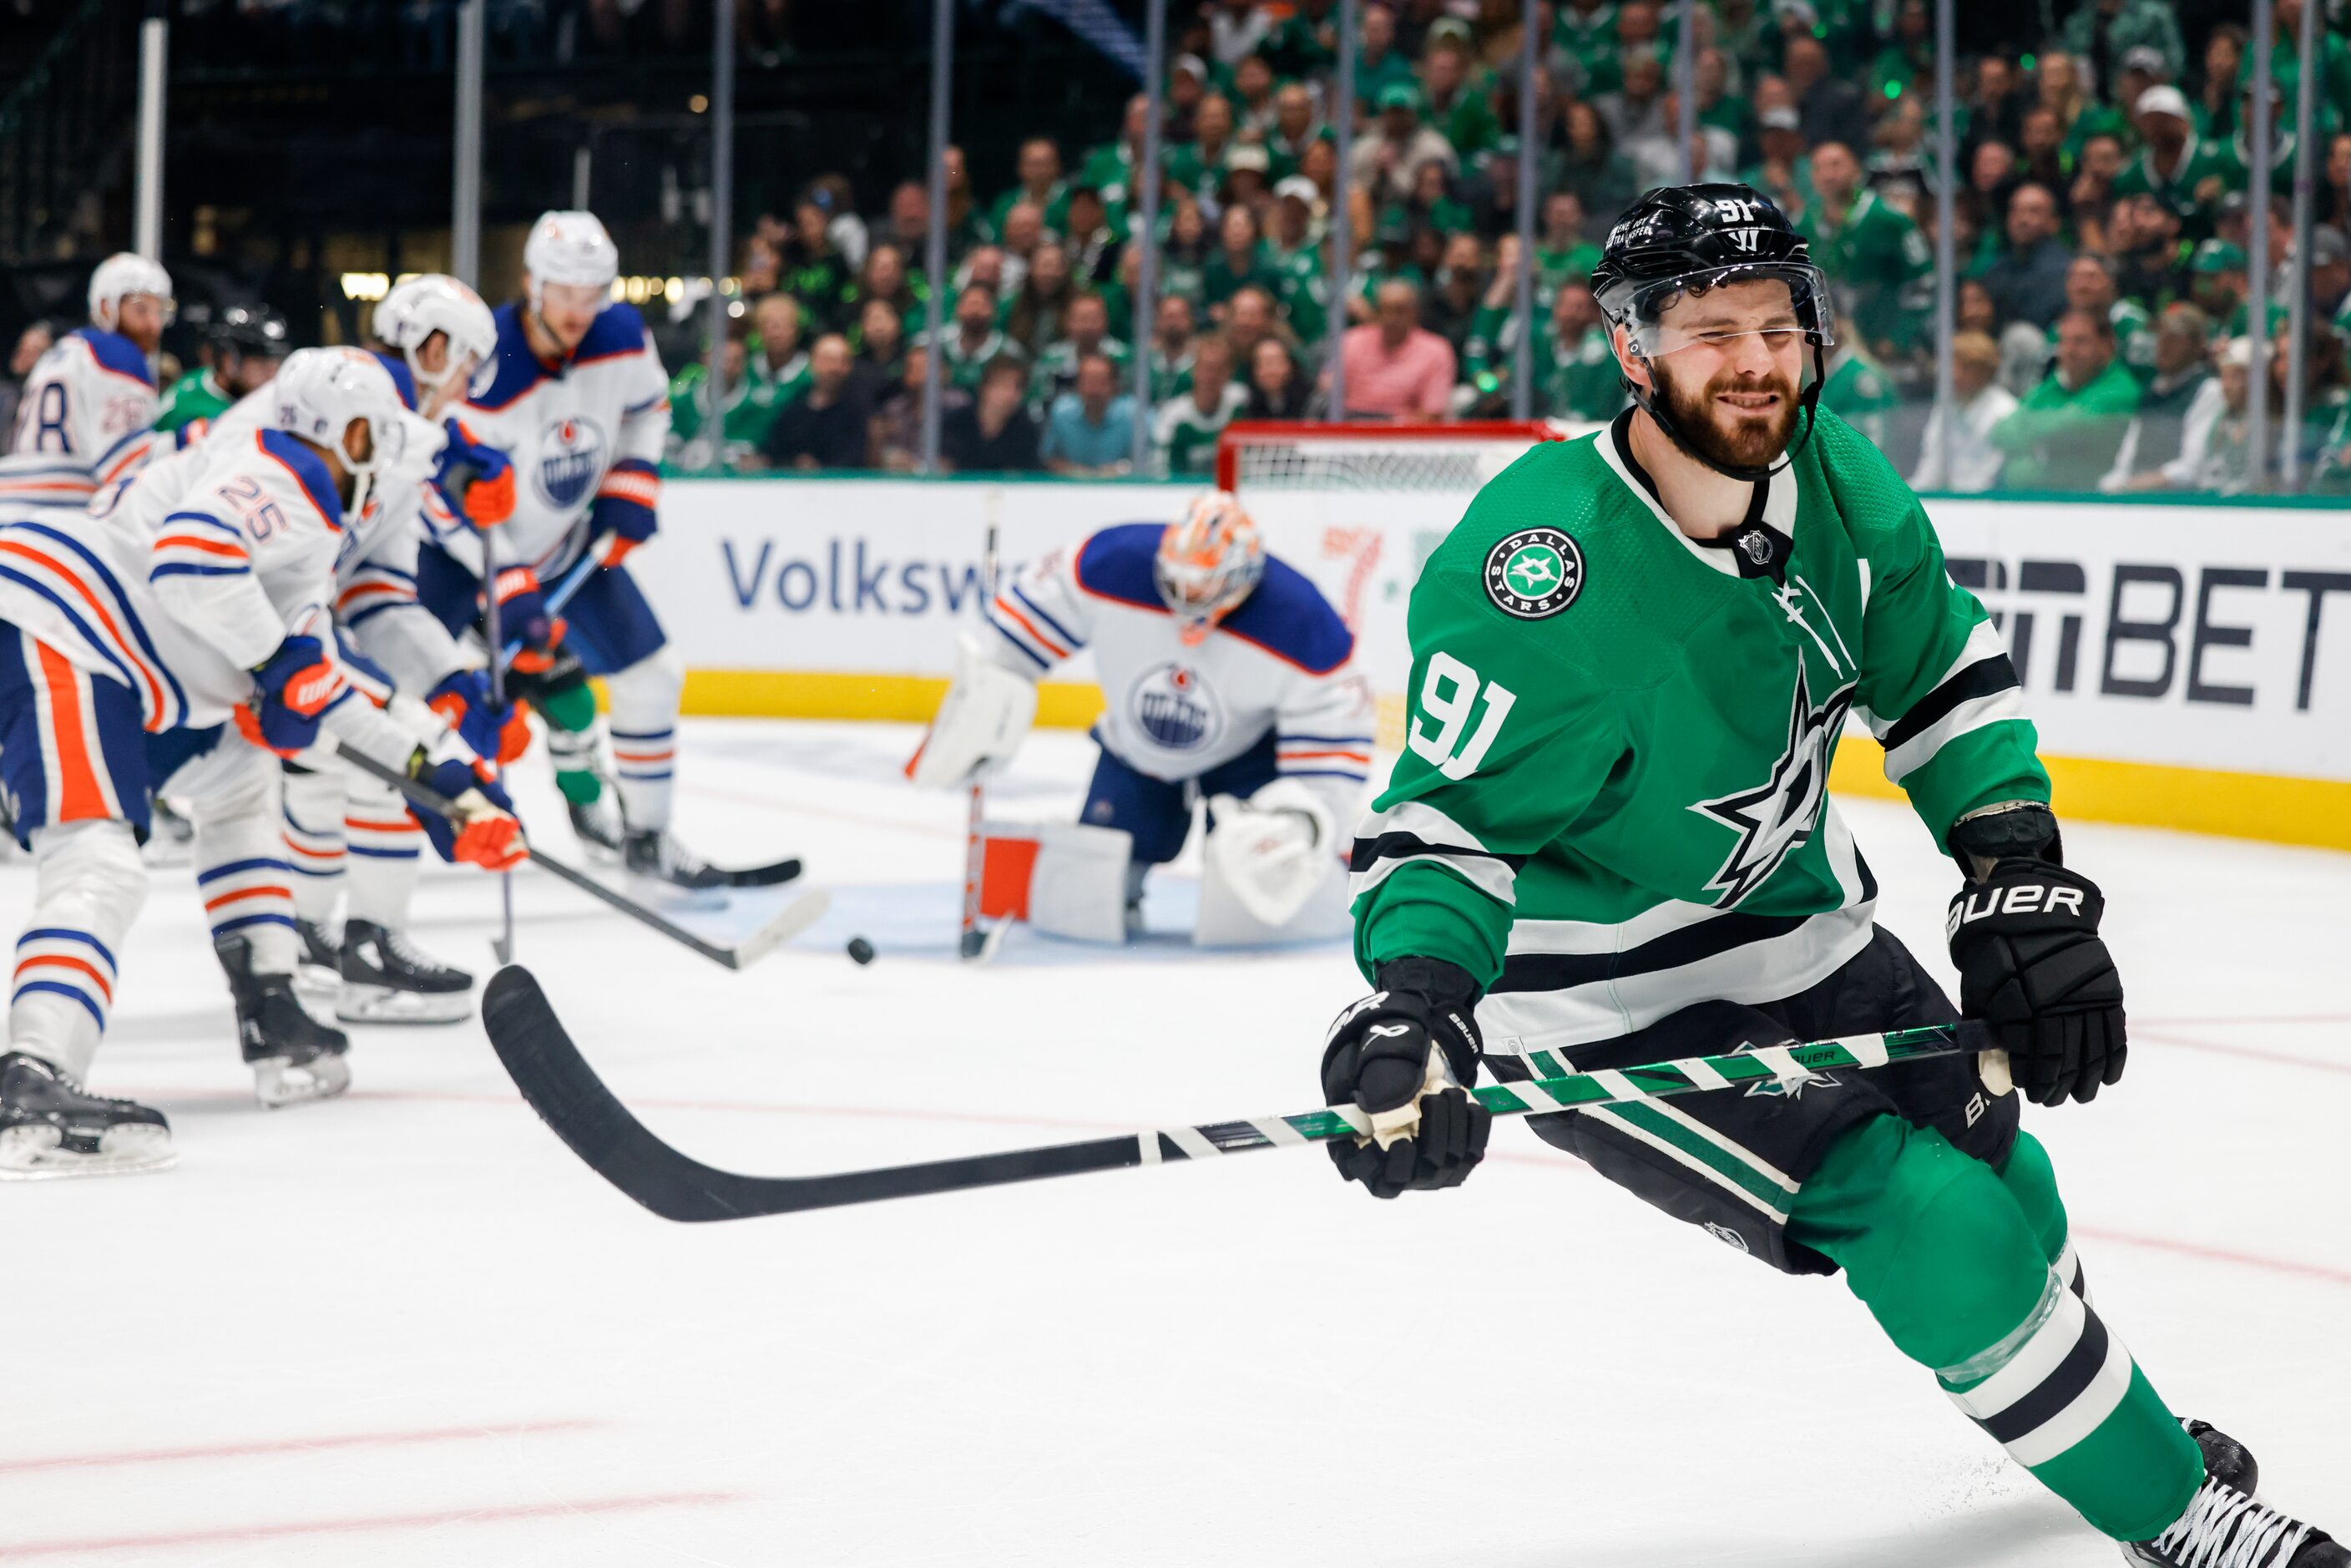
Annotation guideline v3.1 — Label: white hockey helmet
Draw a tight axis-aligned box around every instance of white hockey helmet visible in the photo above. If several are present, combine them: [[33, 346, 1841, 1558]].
[[88, 252, 175, 332], [523, 210, 619, 306], [270, 347, 407, 517], [374, 273, 499, 399]]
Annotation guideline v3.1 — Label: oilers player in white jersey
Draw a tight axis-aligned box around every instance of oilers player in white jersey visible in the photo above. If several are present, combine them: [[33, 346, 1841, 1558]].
[[0, 253, 172, 508], [911, 493, 1375, 944], [429, 210, 773, 889], [0, 349, 527, 1175], [266, 274, 525, 1022]]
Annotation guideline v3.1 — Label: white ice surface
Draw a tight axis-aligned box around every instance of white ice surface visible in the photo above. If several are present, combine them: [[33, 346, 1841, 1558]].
[[0, 717, 2343, 1565]]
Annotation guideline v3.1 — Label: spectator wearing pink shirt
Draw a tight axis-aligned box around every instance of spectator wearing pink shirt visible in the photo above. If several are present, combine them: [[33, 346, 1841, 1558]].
[[1337, 279, 1458, 420]]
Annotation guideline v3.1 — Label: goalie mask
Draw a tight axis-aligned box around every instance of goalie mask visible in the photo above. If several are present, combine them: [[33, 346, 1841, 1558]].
[[1155, 492, 1265, 646], [1592, 184, 1835, 482]]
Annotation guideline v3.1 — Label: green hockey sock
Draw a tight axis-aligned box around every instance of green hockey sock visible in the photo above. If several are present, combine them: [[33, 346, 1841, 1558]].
[[1791, 1116, 2200, 1542], [533, 680, 604, 807], [1995, 1128, 2070, 1268]]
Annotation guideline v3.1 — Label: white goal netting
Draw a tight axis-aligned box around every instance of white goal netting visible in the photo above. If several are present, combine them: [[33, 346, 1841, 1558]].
[[1216, 422, 1573, 750]]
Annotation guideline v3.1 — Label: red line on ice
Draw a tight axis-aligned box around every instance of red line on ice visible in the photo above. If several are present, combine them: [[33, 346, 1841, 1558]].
[[0, 1491, 742, 1559], [0, 1418, 601, 1474], [2126, 1029, 2351, 1077]]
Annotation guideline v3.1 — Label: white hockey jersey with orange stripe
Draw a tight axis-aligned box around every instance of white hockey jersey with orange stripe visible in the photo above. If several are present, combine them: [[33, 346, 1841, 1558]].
[[982, 523, 1376, 823], [454, 301, 668, 579], [0, 428, 437, 767], [0, 327, 159, 508]]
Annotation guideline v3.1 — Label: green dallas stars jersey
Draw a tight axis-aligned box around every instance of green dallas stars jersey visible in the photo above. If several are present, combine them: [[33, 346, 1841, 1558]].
[[154, 367, 232, 433], [1352, 408, 2048, 1055]]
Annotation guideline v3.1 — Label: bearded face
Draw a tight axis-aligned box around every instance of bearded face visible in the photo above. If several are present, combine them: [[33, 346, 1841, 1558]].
[[1647, 351, 1802, 471]]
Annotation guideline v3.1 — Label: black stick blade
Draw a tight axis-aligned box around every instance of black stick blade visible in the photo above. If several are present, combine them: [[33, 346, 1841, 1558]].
[[483, 968, 1163, 1222], [482, 965, 769, 1222]]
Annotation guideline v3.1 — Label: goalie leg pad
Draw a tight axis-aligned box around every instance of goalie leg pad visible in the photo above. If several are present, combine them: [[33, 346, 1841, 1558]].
[[981, 822, 1135, 943]]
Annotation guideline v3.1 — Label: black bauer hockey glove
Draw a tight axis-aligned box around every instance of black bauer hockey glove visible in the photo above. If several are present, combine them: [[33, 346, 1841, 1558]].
[[1319, 957, 1490, 1199], [1946, 860, 2126, 1106]]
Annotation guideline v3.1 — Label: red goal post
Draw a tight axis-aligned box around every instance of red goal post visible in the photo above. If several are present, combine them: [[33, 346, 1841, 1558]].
[[1213, 420, 1573, 753]]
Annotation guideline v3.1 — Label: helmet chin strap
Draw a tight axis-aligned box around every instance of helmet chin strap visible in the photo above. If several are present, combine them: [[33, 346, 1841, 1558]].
[[1624, 339, 1828, 483]]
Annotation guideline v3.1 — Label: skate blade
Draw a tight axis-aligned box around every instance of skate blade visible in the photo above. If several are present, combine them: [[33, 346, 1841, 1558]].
[[0, 1123, 177, 1181], [336, 984, 474, 1026], [253, 1053, 353, 1109], [293, 964, 342, 1005]]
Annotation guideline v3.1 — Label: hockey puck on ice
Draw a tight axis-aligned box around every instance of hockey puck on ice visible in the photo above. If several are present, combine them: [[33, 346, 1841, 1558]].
[[846, 937, 875, 965]]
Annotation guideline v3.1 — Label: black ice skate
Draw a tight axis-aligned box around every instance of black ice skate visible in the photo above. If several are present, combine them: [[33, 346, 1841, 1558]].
[[2185, 1419, 2257, 1496], [215, 933, 351, 1108], [2123, 1453, 2345, 1568], [0, 1052, 174, 1179], [294, 917, 342, 1005], [336, 919, 474, 1025], [568, 791, 625, 862]]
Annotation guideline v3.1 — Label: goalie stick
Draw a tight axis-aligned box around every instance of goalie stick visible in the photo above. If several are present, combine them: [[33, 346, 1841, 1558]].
[[332, 744, 827, 970], [479, 964, 2005, 1222]]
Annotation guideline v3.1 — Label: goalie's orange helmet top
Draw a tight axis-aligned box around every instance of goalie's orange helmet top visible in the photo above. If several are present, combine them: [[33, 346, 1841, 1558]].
[[1155, 491, 1266, 645]]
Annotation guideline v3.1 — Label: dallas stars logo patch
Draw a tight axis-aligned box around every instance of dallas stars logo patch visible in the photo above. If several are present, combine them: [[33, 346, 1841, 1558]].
[[1484, 528, 1585, 619], [1690, 658, 1857, 907]]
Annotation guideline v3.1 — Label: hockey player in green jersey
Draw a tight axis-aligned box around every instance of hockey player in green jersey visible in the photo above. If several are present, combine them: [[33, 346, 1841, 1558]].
[[154, 305, 288, 434], [1322, 184, 2343, 1567]]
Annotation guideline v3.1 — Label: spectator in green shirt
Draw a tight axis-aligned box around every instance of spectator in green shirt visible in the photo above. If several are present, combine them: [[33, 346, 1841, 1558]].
[[1262, 83, 1329, 184], [1201, 204, 1282, 318], [1802, 141, 1934, 357], [988, 138, 1070, 241], [748, 293, 811, 402], [1352, 3, 1418, 113], [669, 337, 786, 469], [2061, 0, 2186, 89], [1534, 191, 1603, 296], [1422, 35, 1500, 159], [781, 197, 857, 332], [1154, 332, 1248, 477], [1079, 95, 1151, 213], [1264, 0, 1337, 80], [1989, 308, 2143, 489]]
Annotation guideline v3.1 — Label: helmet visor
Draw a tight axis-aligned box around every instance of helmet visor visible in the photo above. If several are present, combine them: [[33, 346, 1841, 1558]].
[[1614, 261, 1836, 359]]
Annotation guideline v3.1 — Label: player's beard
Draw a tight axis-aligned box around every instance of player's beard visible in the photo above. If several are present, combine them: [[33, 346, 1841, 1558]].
[[1651, 359, 1802, 473]]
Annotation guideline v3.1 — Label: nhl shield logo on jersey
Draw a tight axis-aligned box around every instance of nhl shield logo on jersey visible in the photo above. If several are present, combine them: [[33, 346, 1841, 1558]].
[[1483, 528, 1585, 620], [1128, 661, 1225, 751], [535, 415, 610, 510]]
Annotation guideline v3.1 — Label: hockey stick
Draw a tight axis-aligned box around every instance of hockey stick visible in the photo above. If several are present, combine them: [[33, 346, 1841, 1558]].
[[478, 518, 518, 965], [497, 553, 597, 666], [479, 964, 2000, 1222], [959, 498, 1002, 962], [331, 744, 828, 971]]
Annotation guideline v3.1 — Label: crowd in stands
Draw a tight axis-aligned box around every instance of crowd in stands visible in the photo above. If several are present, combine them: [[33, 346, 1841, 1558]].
[[171, 0, 2351, 492]]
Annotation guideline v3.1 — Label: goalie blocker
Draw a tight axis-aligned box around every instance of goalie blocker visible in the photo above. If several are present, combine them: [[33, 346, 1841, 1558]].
[[906, 497, 1373, 947]]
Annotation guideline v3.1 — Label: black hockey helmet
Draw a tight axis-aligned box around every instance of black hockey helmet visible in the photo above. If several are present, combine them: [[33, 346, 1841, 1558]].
[[1593, 183, 1834, 480], [212, 303, 291, 364]]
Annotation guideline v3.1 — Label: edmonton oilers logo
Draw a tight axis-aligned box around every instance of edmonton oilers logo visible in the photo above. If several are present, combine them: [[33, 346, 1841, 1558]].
[[1130, 661, 1222, 751], [536, 414, 609, 509]]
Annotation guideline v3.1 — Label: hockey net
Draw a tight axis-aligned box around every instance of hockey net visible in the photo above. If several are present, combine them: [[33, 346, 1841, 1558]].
[[1216, 421, 1570, 751]]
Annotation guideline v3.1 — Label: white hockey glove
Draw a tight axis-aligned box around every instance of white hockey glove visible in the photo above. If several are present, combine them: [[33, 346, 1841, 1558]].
[[907, 636, 1039, 789], [1204, 777, 1338, 928]]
